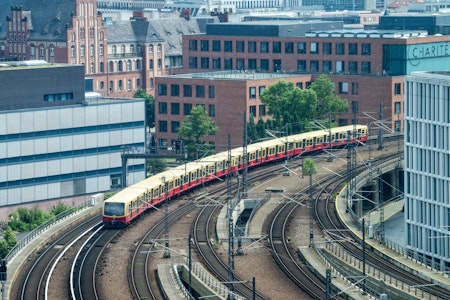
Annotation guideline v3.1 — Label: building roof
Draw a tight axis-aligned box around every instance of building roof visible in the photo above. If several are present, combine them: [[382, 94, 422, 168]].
[[0, 0, 75, 41], [162, 70, 305, 80]]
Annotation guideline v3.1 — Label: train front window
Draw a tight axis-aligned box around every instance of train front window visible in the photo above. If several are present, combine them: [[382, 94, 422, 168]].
[[104, 203, 125, 216]]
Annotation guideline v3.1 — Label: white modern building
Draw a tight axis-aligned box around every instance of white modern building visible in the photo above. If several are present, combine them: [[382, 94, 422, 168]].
[[0, 62, 146, 207], [404, 71, 450, 271]]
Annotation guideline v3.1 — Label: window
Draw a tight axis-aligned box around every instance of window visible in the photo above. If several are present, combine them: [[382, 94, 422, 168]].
[[127, 60, 131, 71], [70, 46, 75, 58], [248, 59, 256, 70], [171, 121, 180, 133], [248, 41, 257, 53], [171, 103, 180, 115], [184, 103, 193, 115], [209, 104, 215, 117], [349, 43, 358, 55], [30, 45, 35, 56], [100, 62, 104, 73], [149, 78, 153, 89], [159, 102, 168, 114], [90, 44, 94, 56], [112, 45, 117, 54], [224, 58, 233, 70], [249, 87, 256, 99], [189, 40, 197, 51], [127, 80, 132, 91], [157, 44, 162, 52], [201, 40, 209, 51], [272, 42, 281, 53], [40, 45, 45, 57], [158, 59, 162, 70], [336, 43, 345, 55], [212, 58, 221, 69], [158, 84, 167, 95], [394, 83, 402, 95], [297, 42, 306, 54], [323, 61, 332, 73], [339, 82, 349, 94], [236, 41, 245, 52], [149, 59, 154, 70], [348, 61, 358, 74], [159, 121, 168, 132], [310, 60, 319, 72], [362, 43, 371, 55], [212, 40, 221, 51], [184, 85, 193, 97], [362, 61, 371, 74], [209, 86, 215, 98], [273, 59, 282, 72], [99, 44, 104, 56], [310, 42, 318, 54], [201, 57, 209, 69], [298, 60, 306, 71], [260, 59, 269, 71], [224, 41, 232, 52], [196, 85, 205, 98], [249, 105, 256, 117], [121, 45, 126, 53], [285, 42, 294, 54], [323, 43, 332, 55], [137, 79, 140, 89], [352, 82, 359, 95], [118, 61, 123, 72], [259, 86, 266, 95], [189, 57, 197, 69], [149, 45, 154, 53], [171, 84, 180, 96], [394, 101, 401, 114], [236, 58, 245, 70], [80, 45, 85, 57], [260, 42, 269, 53], [336, 61, 344, 73], [259, 105, 266, 116], [109, 81, 114, 92], [296, 82, 303, 89], [50, 45, 55, 57]]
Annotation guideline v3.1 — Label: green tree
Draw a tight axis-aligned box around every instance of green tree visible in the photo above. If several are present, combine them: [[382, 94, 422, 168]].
[[134, 88, 155, 128], [147, 158, 167, 175], [247, 114, 259, 144], [0, 240, 9, 259], [179, 105, 219, 158], [3, 226, 17, 249]]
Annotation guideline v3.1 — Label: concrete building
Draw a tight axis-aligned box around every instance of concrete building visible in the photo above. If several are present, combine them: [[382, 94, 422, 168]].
[[404, 71, 450, 271], [155, 71, 317, 152], [0, 62, 146, 207]]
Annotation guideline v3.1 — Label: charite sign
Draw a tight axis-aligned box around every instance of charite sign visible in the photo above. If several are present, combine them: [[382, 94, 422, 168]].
[[408, 42, 450, 59]]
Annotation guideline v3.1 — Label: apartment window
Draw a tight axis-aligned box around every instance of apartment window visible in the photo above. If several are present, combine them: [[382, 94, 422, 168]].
[[112, 45, 117, 54], [90, 44, 94, 56], [127, 60, 131, 71], [171, 103, 180, 115], [171, 121, 180, 133], [158, 59, 162, 70], [248, 41, 257, 53], [348, 61, 358, 74], [118, 61, 123, 72], [184, 85, 193, 97], [224, 41, 232, 52], [352, 82, 359, 95], [336, 43, 345, 55], [336, 61, 344, 73], [80, 45, 85, 57], [272, 42, 281, 53], [149, 59, 154, 70], [158, 84, 167, 95], [274, 59, 282, 72], [362, 61, 371, 74], [189, 40, 197, 51], [171, 84, 180, 96], [349, 43, 358, 55], [30, 45, 35, 56], [323, 43, 332, 55], [259, 105, 266, 116], [394, 101, 401, 114], [248, 59, 256, 70], [159, 120, 168, 132], [184, 103, 193, 115], [323, 61, 332, 73], [209, 104, 215, 117], [310, 60, 319, 72], [362, 43, 371, 55], [109, 61, 114, 72], [71, 46, 75, 58], [159, 102, 168, 114], [297, 82, 303, 89], [196, 85, 205, 98], [394, 83, 402, 95], [249, 87, 256, 99], [260, 59, 269, 71], [236, 58, 245, 70], [149, 45, 153, 53], [249, 105, 256, 117], [99, 44, 103, 56], [260, 42, 269, 53], [285, 42, 294, 54], [201, 57, 209, 69], [298, 60, 306, 71], [339, 82, 349, 94], [127, 79, 131, 91], [297, 42, 306, 54], [236, 41, 245, 52], [310, 42, 318, 54], [259, 86, 266, 95], [212, 58, 221, 69], [224, 58, 233, 70], [189, 57, 197, 68], [212, 40, 221, 51], [201, 40, 209, 51], [209, 86, 215, 98], [100, 62, 104, 73]]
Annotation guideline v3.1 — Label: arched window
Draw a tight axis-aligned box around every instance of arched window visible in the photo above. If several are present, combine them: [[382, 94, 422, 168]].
[[100, 31, 104, 40], [80, 45, 85, 57], [150, 78, 154, 89], [127, 79, 132, 91], [100, 81, 104, 90], [136, 79, 140, 89], [157, 43, 162, 52], [109, 81, 114, 92], [49, 45, 55, 57], [118, 80, 123, 91], [71, 32, 76, 42], [136, 60, 140, 70], [30, 44, 35, 56], [118, 61, 123, 72], [121, 45, 125, 54], [127, 60, 131, 71], [100, 62, 104, 73], [149, 45, 153, 53], [109, 61, 114, 72], [149, 59, 153, 70], [70, 45, 75, 58], [90, 44, 94, 56], [39, 44, 45, 57], [112, 45, 116, 54], [90, 63, 94, 73], [99, 44, 104, 56], [158, 59, 162, 70]]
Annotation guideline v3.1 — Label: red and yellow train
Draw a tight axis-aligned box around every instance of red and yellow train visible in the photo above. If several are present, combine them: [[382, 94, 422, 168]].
[[102, 125, 368, 227]]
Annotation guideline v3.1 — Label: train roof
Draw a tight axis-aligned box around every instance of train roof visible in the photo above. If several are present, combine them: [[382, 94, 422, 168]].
[[105, 186, 149, 204]]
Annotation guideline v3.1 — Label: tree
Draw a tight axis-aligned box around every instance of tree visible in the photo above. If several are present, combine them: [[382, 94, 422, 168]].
[[147, 158, 167, 175], [134, 88, 155, 128], [179, 105, 219, 158], [3, 226, 17, 249]]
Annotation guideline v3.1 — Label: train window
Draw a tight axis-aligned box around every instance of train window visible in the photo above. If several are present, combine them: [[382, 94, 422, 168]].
[[184, 175, 189, 183], [169, 181, 174, 190], [191, 172, 197, 181], [153, 189, 158, 198], [210, 165, 215, 173], [279, 145, 284, 153]]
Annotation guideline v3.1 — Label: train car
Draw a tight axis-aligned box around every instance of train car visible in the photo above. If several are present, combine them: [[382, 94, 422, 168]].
[[102, 124, 368, 227]]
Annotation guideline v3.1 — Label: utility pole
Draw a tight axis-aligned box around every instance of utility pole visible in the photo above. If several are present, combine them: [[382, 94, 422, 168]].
[[162, 176, 170, 258], [378, 102, 384, 150], [227, 134, 235, 299], [242, 111, 248, 199]]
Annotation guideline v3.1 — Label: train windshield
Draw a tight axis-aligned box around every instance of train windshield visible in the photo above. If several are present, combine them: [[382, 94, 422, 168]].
[[104, 203, 125, 216]]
